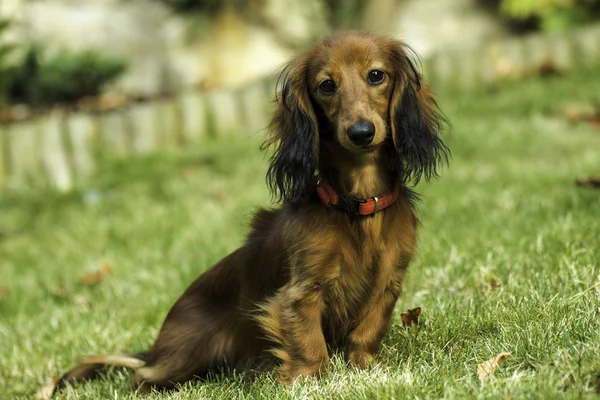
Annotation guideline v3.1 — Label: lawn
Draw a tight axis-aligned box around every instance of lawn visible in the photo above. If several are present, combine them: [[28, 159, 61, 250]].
[[1, 66, 600, 399]]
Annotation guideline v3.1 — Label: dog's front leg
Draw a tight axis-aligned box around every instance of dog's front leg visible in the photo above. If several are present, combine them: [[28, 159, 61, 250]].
[[346, 287, 400, 369], [269, 283, 329, 384]]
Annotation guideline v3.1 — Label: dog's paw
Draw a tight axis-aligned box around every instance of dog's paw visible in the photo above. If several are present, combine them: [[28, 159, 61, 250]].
[[346, 350, 377, 370], [278, 357, 329, 384]]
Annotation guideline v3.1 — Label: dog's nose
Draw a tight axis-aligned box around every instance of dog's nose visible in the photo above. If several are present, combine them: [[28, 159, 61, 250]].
[[347, 121, 375, 146]]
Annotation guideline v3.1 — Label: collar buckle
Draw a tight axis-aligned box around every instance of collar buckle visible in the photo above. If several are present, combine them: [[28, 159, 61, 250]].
[[335, 195, 366, 215]]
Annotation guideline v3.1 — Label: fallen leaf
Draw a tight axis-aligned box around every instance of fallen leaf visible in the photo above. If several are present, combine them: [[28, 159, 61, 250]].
[[35, 376, 59, 400], [552, 101, 600, 128], [81, 263, 112, 286], [575, 177, 600, 189], [553, 103, 597, 124], [211, 191, 227, 202], [401, 307, 421, 327], [487, 277, 500, 295], [477, 352, 511, 382], [47, 283, 72, 299], [534, 60, 562, 77]]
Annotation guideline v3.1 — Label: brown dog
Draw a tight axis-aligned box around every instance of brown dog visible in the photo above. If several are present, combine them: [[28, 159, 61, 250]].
[[54, 31, 449, 394]]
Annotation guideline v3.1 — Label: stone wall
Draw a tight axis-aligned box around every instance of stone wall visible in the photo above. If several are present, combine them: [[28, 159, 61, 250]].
[[395, 0, 508, 56]]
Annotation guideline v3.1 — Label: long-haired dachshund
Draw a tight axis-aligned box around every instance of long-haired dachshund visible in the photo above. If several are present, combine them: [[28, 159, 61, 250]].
[[54, 31, 449, 394]]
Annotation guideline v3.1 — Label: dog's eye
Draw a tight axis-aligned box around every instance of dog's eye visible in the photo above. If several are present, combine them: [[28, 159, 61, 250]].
[[318, 79, 336, 95], [368, 69, 385, 85]]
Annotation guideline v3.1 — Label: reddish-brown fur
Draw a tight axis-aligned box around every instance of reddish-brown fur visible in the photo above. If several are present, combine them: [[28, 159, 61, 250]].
[[53, 31, 449, 394]]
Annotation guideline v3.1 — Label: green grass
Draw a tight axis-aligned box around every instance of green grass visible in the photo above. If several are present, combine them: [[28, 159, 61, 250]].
[[1, 67, 600, 399]]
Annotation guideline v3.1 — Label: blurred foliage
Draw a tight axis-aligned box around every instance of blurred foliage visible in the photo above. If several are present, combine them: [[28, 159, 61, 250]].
[[324, 0, 365, 30], [498, 0, 600, 31], [157, 0, 263, 14], [0, 19, 17, 107], [157, 0, 397, 35], [1, 18, 126, 108], [3, 47, 126, 108]]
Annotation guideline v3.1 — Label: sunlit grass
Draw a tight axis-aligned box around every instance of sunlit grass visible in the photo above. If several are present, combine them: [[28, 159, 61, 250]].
[[1, 67, 599, 399]]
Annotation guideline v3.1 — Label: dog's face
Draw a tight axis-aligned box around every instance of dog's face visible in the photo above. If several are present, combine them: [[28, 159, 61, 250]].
[[308, 35, 395, 152], [265, 32, 449, 203]]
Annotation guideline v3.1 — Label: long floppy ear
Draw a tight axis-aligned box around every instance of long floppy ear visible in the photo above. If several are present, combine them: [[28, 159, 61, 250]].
[[263, 56, 319, 203], [389, 45, 450, 186]]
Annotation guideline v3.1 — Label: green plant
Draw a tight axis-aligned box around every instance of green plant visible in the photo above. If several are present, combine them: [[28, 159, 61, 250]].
[[157, 0, 251, 14], [5, 46, 40, 106], [5, 48, 127, 107], [37, 50, 126, 105], [500, 0, 600, 31], [0, 19, 18, 107]]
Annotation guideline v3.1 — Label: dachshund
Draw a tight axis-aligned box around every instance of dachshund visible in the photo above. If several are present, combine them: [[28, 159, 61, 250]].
[[53, 31, 449, 394]]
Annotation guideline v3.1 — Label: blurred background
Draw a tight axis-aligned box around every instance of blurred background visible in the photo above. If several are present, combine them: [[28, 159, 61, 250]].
[[0, 0, 599, 190], [3, 0, 600, 99]]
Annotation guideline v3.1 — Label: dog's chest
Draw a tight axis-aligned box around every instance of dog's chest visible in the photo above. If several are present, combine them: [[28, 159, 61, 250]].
[[323, 218, 395, 325]]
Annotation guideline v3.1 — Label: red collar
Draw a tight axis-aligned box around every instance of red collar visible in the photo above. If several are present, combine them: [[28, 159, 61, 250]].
[[316, 179, 398, 216]]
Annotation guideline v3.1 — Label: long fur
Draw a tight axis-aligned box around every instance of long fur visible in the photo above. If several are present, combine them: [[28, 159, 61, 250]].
[[263, 59, 319, 203], [52, 31, 449, 395], [387, 43, 450, 186], [394, 69, 450, 185]]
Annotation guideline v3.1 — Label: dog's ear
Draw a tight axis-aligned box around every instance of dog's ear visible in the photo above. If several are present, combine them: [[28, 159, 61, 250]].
[[389, 44, 450, 186], [263, 56, 319, 203]]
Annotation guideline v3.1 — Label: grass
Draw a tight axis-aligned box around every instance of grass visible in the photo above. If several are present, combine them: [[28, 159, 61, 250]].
[[1, 66, 600, 399]]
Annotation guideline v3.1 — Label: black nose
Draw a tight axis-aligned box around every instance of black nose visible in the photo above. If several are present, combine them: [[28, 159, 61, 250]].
[[347, 121, 375, 146]]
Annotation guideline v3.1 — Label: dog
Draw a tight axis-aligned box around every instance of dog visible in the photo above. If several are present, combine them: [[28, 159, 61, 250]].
[[53, 31, 449, 394]]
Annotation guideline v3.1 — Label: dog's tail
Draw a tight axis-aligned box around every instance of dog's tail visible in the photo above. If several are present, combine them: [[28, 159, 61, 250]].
[[52, 353, 146, 395]]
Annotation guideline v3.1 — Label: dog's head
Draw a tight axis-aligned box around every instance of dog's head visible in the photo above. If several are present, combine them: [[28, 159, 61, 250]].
[[265, 31, 449, 203]]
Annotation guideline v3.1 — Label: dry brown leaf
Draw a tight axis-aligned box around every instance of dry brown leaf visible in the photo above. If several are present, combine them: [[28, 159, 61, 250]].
[[575, 177, 600, 189], [401, 307, 421, 327], [81, 263, 112, 286], [477, 352, 511, 382], [47, 283, 72, 299], [553, 103, 596, 124], [211, 191, 227, 202], [35, 376, 59, 400], [534, 60, 562, 77], [553, 101, 600, 129], [487, 277, 500, 295]]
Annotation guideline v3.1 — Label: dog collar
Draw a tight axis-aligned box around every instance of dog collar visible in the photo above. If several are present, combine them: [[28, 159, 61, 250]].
[[316, 179, 398, 216]]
